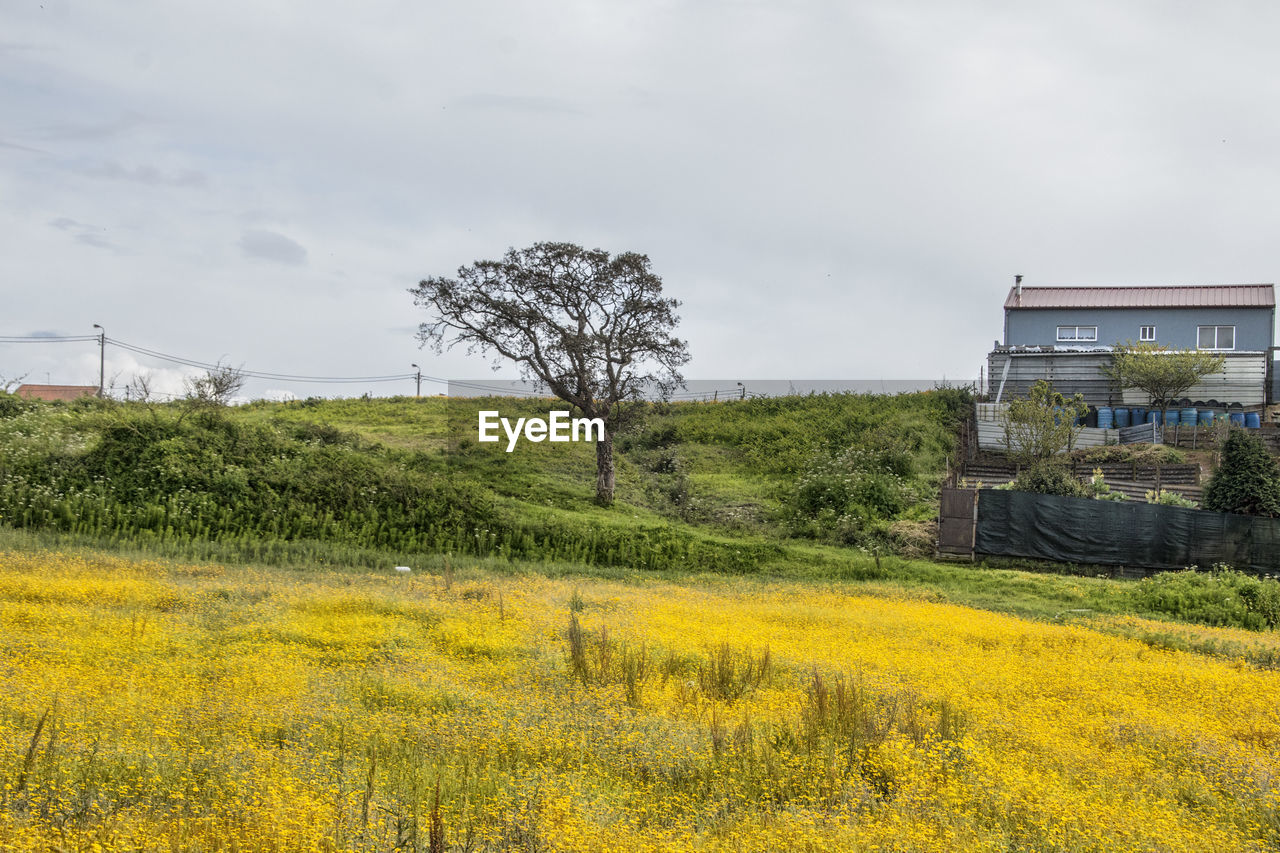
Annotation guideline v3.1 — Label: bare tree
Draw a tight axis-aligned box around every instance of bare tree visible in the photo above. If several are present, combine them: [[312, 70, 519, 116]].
[[183, 363, 246, 408], [125, 371, 155, 403], [411, 242, 690, 505], [0, 373, 27, 393]]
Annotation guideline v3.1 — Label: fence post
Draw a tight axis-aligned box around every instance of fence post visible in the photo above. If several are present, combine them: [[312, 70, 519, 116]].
[[970, 489, 979, 557]]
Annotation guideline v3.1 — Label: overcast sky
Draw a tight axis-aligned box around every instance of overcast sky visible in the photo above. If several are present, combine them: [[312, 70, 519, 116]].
[[3, 2, 1279, 399]]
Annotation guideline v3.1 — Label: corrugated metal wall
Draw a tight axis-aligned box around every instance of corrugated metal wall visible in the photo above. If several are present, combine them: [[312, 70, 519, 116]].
[[975, 403, 1125, 451], [987, 351, 1266, 407]]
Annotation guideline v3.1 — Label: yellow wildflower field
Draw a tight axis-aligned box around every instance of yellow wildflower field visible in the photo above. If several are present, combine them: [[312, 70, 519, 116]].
[[0, 550, 1277, 851]]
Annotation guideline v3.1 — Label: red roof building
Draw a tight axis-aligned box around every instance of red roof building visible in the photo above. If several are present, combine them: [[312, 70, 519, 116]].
[[14, 384, 100, 401], [1004, 284, 1274, 311]]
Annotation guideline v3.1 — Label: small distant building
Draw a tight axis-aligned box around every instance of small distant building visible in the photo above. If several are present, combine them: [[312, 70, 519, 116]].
[[989, 282, 1277, 407], [14, 384, 100, 402]]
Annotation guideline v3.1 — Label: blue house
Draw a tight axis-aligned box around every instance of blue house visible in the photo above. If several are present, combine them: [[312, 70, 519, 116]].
[[989, 282, 1277, 408], [1003, 282, 1275, 352]]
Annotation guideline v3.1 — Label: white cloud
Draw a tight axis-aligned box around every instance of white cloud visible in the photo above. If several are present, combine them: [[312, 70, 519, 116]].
[[239, 229, 308, 265]]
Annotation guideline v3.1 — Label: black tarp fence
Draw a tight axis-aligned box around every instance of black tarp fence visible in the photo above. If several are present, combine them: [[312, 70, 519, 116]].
[[974, 488, 1280, 574]]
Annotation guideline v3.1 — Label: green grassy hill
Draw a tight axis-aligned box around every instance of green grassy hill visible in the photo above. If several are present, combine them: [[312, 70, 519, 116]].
[[0, 389, 968, 572]]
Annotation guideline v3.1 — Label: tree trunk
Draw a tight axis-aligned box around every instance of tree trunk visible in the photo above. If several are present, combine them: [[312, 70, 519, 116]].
[[595, 430, 616, 506]]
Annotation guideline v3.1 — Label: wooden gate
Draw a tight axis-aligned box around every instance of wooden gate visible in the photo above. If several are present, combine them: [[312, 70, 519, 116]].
[[937, 487, 978, 559]]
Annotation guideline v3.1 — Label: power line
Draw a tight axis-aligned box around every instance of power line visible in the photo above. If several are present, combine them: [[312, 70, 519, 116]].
[[106, 338, 418, 383], [0, 335, 99, 343]]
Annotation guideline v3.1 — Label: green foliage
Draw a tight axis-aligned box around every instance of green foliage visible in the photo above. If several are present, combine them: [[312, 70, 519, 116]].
[[1085, 469, 1126, 501], [1132, 566, 1280, 630], [0, 406, 494, 558], [783, 447, 919, 544], [1144, 489, 1197, 508], [1002, 380, 1088, 464], [1009, 462, 1085, 498], [1105, 342, 1226, 409], [0, 392, 31, 420], [1202, 430, 1280, 517]]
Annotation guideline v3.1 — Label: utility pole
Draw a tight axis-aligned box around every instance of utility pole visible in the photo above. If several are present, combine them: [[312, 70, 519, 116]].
[[93, 324, 105, 397], [411, 363, 421, 398]]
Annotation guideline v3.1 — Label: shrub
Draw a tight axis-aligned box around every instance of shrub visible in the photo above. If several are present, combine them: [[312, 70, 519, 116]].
[[1085, 469, 1126, 502], [1002, 380, 1088, 464], [784, 447, 917, 542], [0, 391, 28, 419], [1009, 462, 1085, 498], [1145, 489, 1197, 508], [1132, 566, 1280, 630], [1202, 430, 1280, 517]]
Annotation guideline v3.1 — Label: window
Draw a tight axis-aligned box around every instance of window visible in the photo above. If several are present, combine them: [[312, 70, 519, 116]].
[[1197, 325, 1235, 350], [1056, 325, 1098, 342], [1139, 325, 1156, 342]]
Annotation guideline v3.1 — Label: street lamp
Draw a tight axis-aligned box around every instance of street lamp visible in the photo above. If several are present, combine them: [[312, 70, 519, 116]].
[[92, 324, 105, 397], [411, 364, 421, 398]]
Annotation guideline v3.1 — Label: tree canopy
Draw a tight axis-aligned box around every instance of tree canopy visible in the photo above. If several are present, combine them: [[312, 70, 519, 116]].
[[410, 241, 690, 505], [1105, 342, 1225, 410], [1202, 430, 1280, 517], [1002, 379, 1088, 464]]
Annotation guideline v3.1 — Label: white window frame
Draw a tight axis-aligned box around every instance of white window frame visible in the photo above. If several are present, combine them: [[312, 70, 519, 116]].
[[1197, 325, 1236, 351], [1056, 325, 1098, 342], [1139, 325, 1156, 342]]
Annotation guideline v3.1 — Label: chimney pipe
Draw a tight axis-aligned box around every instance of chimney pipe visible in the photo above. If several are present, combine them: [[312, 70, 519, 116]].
[[1015, 274, 1023, 305]]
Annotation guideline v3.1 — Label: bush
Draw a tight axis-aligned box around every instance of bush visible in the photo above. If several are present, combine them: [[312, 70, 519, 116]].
[[1009, 462, 1085, 498], [1203, 430, 1280, 517], [1145, 489, 1197, 508], [1084, 469, 1126, 501], [784, 447, 917, 543], [0, 391, 28, 419], [1132, 566, 1280, 630], [1002, 380, 1087, 464]]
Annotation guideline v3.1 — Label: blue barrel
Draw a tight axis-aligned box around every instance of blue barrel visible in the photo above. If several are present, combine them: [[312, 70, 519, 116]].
[[1146, 410, 1160, 424], [1230, 412, 1246, 427], [1198, 410, 1215, 426], [1114, 407, 1131, 428], [1131, 407, 1147, 424], [1181, 407, 1198, 426], [1097, 406, 1113, 429], [1164, 410, 1180, 426], [1246, 412, 1261, 429]]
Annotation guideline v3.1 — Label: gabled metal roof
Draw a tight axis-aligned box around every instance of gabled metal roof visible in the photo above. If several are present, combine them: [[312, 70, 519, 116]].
[[1004, 284, 1275, 310], [14, 384, 99, 401]]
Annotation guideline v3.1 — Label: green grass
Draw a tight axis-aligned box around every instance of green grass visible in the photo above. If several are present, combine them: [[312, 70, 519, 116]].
[[0, 523, 1206, 631]]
